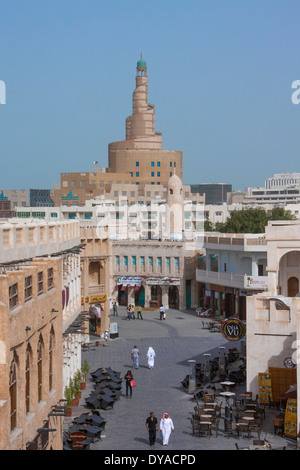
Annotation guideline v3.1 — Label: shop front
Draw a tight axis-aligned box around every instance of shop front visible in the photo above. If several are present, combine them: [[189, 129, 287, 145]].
[[145, 277, 180, 310], [116, 276, 142, 306]]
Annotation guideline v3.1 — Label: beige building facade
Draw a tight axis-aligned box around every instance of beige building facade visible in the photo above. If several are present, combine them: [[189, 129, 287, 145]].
[[0, 220, 82, 450], [80, 224, 111, 336], [246, 220, 300, 437]]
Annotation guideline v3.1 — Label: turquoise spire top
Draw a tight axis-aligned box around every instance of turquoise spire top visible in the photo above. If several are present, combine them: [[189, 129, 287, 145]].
[[137, 53, 146, 67]]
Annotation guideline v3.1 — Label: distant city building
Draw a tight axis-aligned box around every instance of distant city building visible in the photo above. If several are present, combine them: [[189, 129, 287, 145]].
[[29, 189, 54, 207], [0, 189, 29, 210], [244, 172, 300, 205], [190, 183, 232, 205]]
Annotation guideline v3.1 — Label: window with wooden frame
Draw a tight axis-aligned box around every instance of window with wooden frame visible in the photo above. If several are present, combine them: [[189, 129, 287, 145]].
[[47, 267, 54, 290], [24, 275, 32, 301], [10, 356, 17, 430], [49, 329, 54, 391], [9, 283, 18, 310], [37, 271, 43, 295], [37, 337, 43, 402], [25, 346, 31, 414]]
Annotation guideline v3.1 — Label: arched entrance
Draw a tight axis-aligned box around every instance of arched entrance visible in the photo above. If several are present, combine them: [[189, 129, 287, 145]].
[[118, 285, 128, 306], [288, 277, 299, 297], [169, 285, 179, 309], [150, 285, 162, 308]]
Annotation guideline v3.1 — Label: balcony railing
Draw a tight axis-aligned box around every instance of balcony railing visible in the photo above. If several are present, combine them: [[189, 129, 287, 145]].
[[196, 269, 268, 290]]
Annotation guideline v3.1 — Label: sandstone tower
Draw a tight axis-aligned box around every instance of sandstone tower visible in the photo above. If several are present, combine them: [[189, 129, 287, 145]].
[[108, 56, 182, 186]]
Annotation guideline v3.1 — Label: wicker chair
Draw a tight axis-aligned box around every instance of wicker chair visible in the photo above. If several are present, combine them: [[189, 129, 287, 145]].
[[237, 422, 250, 439], [249, 419, 261, 439], [199, 421, 212, 438]]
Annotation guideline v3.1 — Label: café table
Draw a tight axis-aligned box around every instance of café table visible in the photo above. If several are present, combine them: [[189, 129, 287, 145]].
[[221, 381, 235, 392]]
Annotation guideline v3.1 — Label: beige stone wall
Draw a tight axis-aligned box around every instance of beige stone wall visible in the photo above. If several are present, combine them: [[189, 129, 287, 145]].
[[0, 257, 63, 450], [80, 226, 111, 335]]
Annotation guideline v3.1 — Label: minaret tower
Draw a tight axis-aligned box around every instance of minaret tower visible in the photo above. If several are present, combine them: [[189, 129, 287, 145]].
[[126, 54, 156, 140]]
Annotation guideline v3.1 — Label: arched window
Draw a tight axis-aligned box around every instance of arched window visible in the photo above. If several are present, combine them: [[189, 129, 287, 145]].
[[37, 336, 43, 402], [49, 329, 54, 391], [9, 355, 17, 430], [25, 345, 31, 414]]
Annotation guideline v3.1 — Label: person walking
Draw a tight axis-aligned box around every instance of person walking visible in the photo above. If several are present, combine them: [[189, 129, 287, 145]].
[[131, 345, 140, 369], [131, 304, 136, 319], [137, 304, 143, 319], [103, 329, 109, 347], [159, 305, 165, 320], [145, 412, 159, 446], [146, 346, 156, 369], [124, 370, 134, 398], [160, 412, 174, 446], [112, 301, 118, 316], [127, 304, 131, 320]]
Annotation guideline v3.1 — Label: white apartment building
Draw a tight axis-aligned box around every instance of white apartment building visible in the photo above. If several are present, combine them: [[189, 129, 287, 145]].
[[196, 232, 268, 319], [244, 172, 300, 205]]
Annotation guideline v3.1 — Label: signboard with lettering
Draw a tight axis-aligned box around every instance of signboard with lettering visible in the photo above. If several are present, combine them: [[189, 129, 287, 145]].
[[244, 275, 268, 290], [258, 373, 273, 404], [284, 398, 297, 438], [221, 318, 246, 341], [90, 294, 107, 303], [81, 295, 106, 304], [146, 277, 180, 286], [61, 190, 79, 201], [117, 276, 142, 286]]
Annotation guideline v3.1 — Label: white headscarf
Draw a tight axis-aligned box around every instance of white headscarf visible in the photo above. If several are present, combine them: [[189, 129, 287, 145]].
[[147, 347, 155, 357]]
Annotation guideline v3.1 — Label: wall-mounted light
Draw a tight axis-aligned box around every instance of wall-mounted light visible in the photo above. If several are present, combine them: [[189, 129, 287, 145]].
[[25, 326, 31, 331]]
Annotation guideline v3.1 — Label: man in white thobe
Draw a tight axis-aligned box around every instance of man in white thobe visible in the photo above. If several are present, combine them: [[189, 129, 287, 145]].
[[160, 413, 174, 446]]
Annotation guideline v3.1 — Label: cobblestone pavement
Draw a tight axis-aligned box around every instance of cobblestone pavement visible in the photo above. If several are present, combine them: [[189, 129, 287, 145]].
[[65, 307, 296, 452]]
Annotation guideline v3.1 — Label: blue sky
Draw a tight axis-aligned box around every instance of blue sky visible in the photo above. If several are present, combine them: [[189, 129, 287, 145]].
[[0, 0, 300, 191]]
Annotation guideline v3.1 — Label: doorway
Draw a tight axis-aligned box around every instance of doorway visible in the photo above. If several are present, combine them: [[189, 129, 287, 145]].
[[288, 277, 299, 297]]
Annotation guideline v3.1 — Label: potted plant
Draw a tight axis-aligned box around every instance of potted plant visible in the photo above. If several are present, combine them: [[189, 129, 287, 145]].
[[69, 378, 79, 407], [64, 385, 73, 417], [81, 360, 90, 389], [74, 370, 82, 399]]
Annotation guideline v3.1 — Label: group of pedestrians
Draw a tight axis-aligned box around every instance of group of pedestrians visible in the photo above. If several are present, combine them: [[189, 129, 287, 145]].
[[130, 345, 156, 370], [145, 412, 174, 447], [110, 300, 175, 447], [126, 304, 143, 320]]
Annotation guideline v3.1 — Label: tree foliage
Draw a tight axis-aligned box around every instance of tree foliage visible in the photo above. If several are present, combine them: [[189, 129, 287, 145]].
[[208, 207, 296, 233]]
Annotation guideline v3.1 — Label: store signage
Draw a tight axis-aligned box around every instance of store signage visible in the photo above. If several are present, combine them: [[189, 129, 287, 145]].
[[146, 277, 180, 286], [117, 276, 142, 286], [61, 190, 79, 201], [110, 322, 118, 334], [69, 431, 87, 442], [221, 318, 246, 341], [244, 275, 268, 290], [81, 295, 107, 304], [90, 294, 107, 303]]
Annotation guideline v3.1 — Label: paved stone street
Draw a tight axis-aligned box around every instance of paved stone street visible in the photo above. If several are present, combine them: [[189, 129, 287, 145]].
[[65, 307, 295, 452]]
